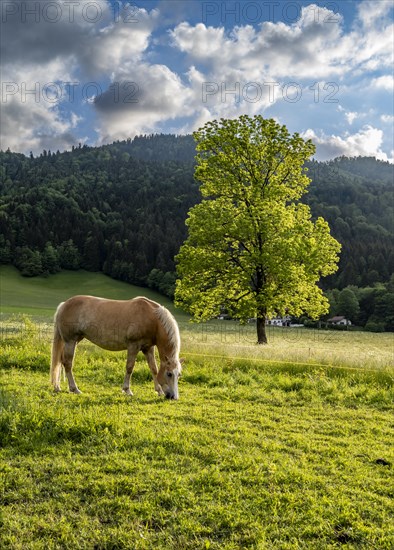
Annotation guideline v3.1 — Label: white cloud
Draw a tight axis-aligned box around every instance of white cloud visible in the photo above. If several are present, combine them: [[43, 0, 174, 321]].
[[0, 97, 80, 154], [357, 0, 393, 28], [355, 23, 394, 72], [170, 5, 346, 80], [371, 75, 394, 91], [381, 114, 394, 123], [170, 2, 393, 84], [70, 112, 82, 128], [345, 111, 358, 125], [0, 53, 80, 154], [303, 126, 392, 162], [166, 2, 393, 161], [170, 22, 227, 61], [167, 6, 348, 127], [2, 0, 111, 69], [78, 7, 159, 76]]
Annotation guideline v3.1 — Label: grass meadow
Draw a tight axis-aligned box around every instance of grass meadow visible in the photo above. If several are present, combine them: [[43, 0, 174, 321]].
[[0, 267, 393, 548]]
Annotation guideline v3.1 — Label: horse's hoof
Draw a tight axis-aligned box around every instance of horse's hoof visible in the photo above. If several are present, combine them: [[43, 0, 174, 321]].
[[122, 389, 133, 396], [70, 388, 82, 394]]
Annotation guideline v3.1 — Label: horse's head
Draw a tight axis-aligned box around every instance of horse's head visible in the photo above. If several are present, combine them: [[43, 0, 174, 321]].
[[158, 356, 184, 400]]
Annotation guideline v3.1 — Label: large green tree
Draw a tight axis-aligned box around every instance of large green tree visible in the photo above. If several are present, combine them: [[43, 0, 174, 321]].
[[175, 116, 341, 343]]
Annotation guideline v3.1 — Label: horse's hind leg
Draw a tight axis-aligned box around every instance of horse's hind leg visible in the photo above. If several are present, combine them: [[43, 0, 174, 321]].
[[144, 347, 164, 396], [63, 341, 81, 394], [122, 344, 139, 396]]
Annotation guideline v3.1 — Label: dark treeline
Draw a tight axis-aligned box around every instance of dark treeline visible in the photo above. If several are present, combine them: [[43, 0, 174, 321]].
[[0, 135, 393, 329]]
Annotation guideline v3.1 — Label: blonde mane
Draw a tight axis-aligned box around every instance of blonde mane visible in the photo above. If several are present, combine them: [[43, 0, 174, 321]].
[[155, 305, 180, 357]]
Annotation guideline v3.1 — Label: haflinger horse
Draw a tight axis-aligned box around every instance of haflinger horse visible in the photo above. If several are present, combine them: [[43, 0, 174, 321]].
[[50, 296, 183, 399]]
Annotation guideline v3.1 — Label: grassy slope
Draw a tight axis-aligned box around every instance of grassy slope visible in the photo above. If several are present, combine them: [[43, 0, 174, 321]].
[[0, 329, 393, 549], [1, 269, 393, 548], [0, 266, 182, 318]]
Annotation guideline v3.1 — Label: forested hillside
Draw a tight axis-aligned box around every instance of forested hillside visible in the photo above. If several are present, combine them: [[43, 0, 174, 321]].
[[305, 157, 393, 288], [0, 135, 393, 329], [0, 136, 199, 297]]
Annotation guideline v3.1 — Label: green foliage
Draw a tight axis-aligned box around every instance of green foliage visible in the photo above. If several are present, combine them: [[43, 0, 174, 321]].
[[0, 234, 11, 264], [41, 242, 60, 274], [176, 116, 341, 342], [365, 319, 386, 333], [14, 247, 42, 277], [327, 284, 394, 331], [57, 239, 81, 270], [337, 288, 360, 322], [374, 292, 394, 331], [0, 137, 392, 304], [147, 268, 177, 298]]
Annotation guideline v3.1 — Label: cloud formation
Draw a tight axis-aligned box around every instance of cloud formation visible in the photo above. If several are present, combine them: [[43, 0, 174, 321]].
[[94, 62, 193, 142], [0, 0, 393, 160], [303, 126, 392, 162], [0, 1, 159, 152]]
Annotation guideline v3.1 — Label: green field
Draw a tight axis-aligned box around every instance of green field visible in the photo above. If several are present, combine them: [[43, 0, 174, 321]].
[[1, 268, 393, 548], [0, 266, 180, 318], [1, 265, 392, 371]]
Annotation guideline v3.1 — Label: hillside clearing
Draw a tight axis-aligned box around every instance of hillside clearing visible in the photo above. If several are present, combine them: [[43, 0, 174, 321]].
[[0, 266, 182, 318]]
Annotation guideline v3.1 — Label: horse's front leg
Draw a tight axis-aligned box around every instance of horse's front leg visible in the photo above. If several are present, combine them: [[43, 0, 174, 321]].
[[123, 345, 139, 396], [144, 347, 164, 396]]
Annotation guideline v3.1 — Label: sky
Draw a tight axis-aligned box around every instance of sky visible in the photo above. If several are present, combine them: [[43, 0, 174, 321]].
[[1, 0, 393, 161]]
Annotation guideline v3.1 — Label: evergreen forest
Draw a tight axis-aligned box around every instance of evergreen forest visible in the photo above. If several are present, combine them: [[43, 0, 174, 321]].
[[0, 134, 393, 330]]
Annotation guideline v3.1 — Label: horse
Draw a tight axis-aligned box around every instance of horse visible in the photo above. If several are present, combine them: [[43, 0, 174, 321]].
[[50, 295, 183, 399]]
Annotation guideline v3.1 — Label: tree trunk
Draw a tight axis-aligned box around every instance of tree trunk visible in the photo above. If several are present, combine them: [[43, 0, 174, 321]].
[[256, 314, 268, 344]]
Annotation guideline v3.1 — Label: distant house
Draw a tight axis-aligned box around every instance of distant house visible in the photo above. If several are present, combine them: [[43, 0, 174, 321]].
[[327, 316, 352, 326], [266, 315, 291, 327]]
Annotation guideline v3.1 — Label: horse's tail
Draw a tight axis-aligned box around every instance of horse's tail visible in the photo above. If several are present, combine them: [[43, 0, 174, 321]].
[[50, 304, 64, 389]]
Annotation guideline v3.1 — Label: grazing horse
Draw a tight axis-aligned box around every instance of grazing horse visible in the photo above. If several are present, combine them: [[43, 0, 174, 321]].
[[50, 296, 183, 399]]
